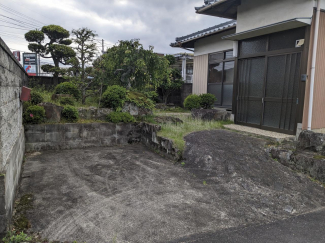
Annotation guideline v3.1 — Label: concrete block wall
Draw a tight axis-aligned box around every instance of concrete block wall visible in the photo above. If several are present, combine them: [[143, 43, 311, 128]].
[[24, 123, 139, 152], [25, 122, 181, 161], [0, 37, 27, 233]]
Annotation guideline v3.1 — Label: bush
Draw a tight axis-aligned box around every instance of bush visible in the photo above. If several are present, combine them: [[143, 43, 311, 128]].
[[101, 85, 127, 110], [2, 230, 32, 243], [30, 90, 44, 105], [126, 91, 155, 110], [62, 105, 79, 122], [55, 82, 81, 100], [60, 97, 75, 106], [23, 105, 46, 124], [144, 91, 159, 103], [106, 112, 135, 123], [184, 94, 201, 110], [199, 93, 217, 109]]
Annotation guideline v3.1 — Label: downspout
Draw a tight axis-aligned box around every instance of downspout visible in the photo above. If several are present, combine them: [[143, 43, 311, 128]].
[[307, 0, 321, 130]]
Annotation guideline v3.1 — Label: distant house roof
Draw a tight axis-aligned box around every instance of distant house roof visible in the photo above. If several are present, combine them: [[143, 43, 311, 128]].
[[195, 0, 239, 19], [170, 20, 236, 49]]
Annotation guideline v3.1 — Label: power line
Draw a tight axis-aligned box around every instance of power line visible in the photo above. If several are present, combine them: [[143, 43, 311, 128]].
[[0, 24, 30, 30], [0, 19, 37, 30], [0, 14, 42, 29], [0, 3, 46, 26]]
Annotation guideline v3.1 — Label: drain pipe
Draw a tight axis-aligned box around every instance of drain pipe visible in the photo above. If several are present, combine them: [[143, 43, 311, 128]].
[[308, 0, 321, 130]]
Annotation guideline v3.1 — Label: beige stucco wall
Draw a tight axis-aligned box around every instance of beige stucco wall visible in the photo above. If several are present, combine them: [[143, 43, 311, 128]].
[[194, 28, 235, 56], [236, 0, 314, 33], [302, 11, 325, 130], [193, 54, 209, 94]]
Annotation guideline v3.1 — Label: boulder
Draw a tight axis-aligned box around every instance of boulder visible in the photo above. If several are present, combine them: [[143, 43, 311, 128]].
[[297, 130, 325, 154], [38, 103, 63, 122], [154, 116, 183, 125], [78, 107, 113, 120], [51, 94, 72, 100], [122, 102, 152, 116], [191, 109, 230, 121]]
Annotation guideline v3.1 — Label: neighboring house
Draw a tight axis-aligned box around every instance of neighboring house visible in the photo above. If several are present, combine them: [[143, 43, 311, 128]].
[[172, 53, 194, 83], [171, 0, 325, 135]]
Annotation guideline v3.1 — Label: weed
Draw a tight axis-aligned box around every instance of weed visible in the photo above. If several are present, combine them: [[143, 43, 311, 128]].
[[2, 230, 32, 243], [313, 155, 325, 160], [181, 162, 186, 166], [203, 181, 207, 185]]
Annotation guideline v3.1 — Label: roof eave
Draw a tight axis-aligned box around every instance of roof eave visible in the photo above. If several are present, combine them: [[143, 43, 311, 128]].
[[195, 0, 239, 19]]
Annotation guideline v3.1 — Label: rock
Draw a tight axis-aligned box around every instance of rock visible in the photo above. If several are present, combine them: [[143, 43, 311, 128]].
[[78, 107, 113, 120], [122, 102, 152, 116], [155, 103, 168, 110], [51, 94, 72, 100], [38, 103, 63, 122], [298, 130, 325, 154], [154, 116, 183, 125], [191, 109, 230, 121], [284, 205, 294, 213]]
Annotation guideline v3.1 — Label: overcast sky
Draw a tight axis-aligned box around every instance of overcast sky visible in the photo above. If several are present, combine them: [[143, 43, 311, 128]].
[[1, 0, 228, 62]]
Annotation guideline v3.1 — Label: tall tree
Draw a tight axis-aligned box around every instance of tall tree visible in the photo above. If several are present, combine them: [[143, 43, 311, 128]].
[[93, 39, 170, 90], [25, 25, 76, 85], [69, 27, 98, 104]]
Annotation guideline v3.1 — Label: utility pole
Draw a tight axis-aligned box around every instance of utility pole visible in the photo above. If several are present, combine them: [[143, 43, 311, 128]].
[[102, 39, 104, 54]]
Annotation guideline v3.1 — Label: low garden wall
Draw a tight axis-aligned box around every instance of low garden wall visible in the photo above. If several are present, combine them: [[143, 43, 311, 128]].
[[25, 122, 180, 161]]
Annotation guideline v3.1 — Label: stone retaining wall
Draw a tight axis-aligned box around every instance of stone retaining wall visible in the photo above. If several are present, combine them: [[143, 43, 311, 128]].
[[25, 122, 180, 161], [0, 37, 27, 233]]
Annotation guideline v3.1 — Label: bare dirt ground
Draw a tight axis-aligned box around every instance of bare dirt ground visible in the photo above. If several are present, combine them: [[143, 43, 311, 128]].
[[19, 130, 325, 243]]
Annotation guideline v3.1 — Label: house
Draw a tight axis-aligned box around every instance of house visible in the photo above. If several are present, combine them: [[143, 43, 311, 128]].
[[171, 0, 325, 135], [172, 53, 194, 83]]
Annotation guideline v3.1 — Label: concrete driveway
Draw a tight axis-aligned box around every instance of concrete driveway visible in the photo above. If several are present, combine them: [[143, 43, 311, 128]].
[[20, 130, 325, 242]]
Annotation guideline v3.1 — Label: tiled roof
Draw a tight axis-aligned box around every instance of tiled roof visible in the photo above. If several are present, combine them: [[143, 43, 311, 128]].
[[171, 20, 236, 46], [195, 0, 219, 11]]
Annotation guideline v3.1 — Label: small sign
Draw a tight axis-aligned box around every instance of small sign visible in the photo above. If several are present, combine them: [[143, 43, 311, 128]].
[[23, 53, 38, 76], [12, 51, 20, 61]]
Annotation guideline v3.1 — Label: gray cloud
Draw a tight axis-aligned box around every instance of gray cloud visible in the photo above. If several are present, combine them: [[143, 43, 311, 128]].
[[1, 0, 228, 55]]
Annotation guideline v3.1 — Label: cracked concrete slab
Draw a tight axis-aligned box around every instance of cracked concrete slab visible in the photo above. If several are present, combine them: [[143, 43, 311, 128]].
[[19, 130, 325, 242]]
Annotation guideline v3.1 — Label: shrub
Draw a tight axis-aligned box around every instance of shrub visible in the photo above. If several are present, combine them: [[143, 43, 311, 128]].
[[23, 105, 46, 124], [144, 91, 159, 103], [199, 93, 217, 109], [126, 91, 155, 110], [62, 105, 79, 123], [23, 101, 32, 112], [55, 82, 81, 100], [60, 97, 75, 106], [106, 112, 135, 123], [30, 90, 44, 105], [2, 230, 32, 243], [184, 94, 201, 110], [101, 85, 127, 110]]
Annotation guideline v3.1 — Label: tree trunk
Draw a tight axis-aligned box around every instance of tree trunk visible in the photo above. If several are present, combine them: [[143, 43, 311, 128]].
[[82, 89, 86, 105], [53, 59, 60, 86]]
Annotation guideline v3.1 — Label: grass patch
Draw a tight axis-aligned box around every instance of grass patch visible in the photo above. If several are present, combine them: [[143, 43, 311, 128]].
[[155, 107, 190, 114], [313, 155, 325, 160], [157, 114, 233, 152]]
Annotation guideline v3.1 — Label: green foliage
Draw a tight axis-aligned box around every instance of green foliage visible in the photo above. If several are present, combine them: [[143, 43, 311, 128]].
[[24, 30, 44, 42], [62, 105, 79, 122], [101, 85, 127, 110], [144, 91, 159, 103], [126, 91, 155, 110], [199, 93, 217, 109], [165, 54, 176, 65], [23, 105, 45, 125], [25, 25, 75, 80], [106, 112, 135, 123], [22, 101, 32, 112], [93, 39, 170, 90], [2, 230, 32, 243], [184, 94, 201, 110], [41, 25, 70, 40], [55, 82, 81, 100], [30, 90, 44, 105], [60, 97, 75, 106]]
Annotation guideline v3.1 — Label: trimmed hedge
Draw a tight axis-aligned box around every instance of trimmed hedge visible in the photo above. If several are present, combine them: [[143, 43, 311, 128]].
[[184, 94, 201, 110], [62, 105, 79, 123], [60, 97, 75, 106], [106, 112, 135, 123], [199, 93, 216, 109], [23, 105, 46, 124], [55, 82, 81, 100], [101, 85, 127, 110], [30, 90, 44, 105]]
